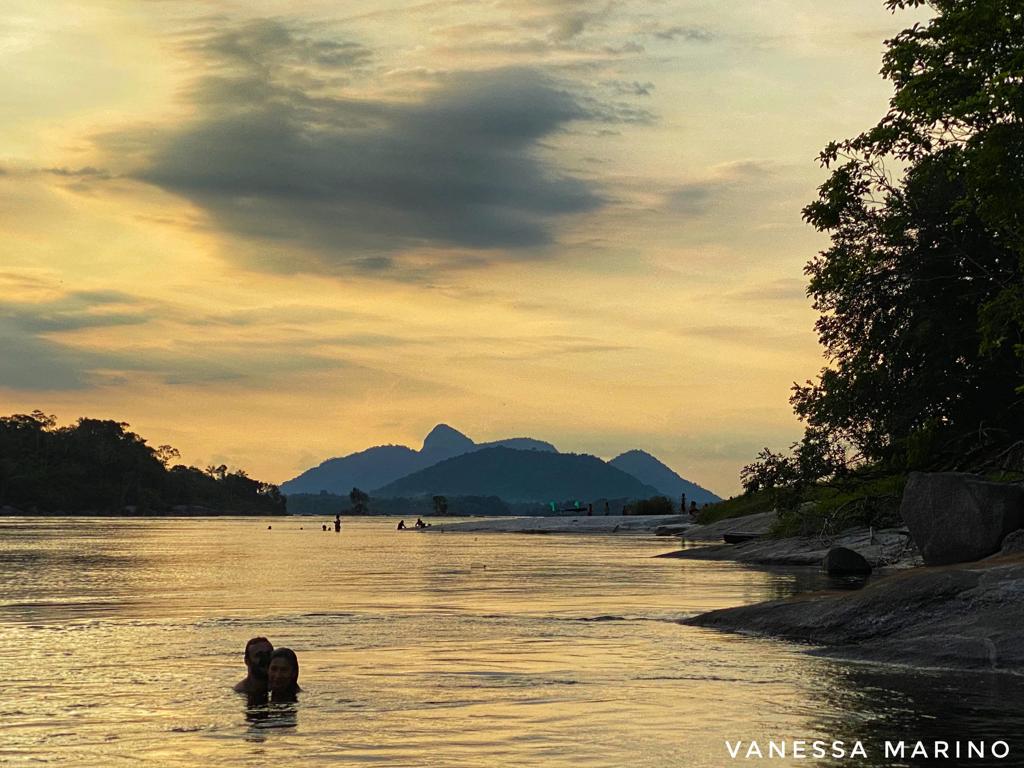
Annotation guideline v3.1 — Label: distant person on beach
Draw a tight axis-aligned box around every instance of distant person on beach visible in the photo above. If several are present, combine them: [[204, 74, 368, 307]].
[[415, 518, 425, 528], [234, 636, 274, 693], [689, 501, 698, 516], [397, 519, 407, 530], [267, 647, 302, 702], [334, 514, 341, 533]]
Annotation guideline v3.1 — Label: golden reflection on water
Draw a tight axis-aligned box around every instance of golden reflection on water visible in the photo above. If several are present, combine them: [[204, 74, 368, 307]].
[[0, 517, 1021, 767]]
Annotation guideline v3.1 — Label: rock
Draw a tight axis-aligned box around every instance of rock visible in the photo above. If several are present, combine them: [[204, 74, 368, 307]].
[[685, 556, 1024, 670], [1002, 529, 1024, 554], [823, 546, 872, 575], [899, 472, 1024, 565]]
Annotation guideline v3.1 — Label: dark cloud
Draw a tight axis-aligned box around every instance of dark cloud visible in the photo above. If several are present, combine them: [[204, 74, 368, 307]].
[[607, 80, 654, 97], [0, 292, 149, 334], [0, 292, 351, 391], [181, 18, 373, 71], [44, 166, 113, 180], [646, 25, 714, 42], [497, 0, 614, 43], [602, 41, 644, 55], [100, 19, 606, 276], [0, 327, 93, 390]]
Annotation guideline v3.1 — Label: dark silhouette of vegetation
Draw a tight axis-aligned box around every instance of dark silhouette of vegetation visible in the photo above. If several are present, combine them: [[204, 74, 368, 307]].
[[623, 496, 674, 516], [743, 0, 1024, 504], [349, 487, 369, 515], [432, 495, 448, 515], [0, 411, 286, 515], [285, 492, 510, 516]]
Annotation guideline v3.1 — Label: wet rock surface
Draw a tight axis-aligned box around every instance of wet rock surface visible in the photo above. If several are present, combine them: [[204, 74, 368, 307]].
[[685, 554, 1024, 671], [660, 525, 918, 569]]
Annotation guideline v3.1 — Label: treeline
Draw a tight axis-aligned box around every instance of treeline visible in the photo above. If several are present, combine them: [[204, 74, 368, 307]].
[[740, 1, 1024, 509], [286, 491, 511, 517], [0, 411, 286, 516], [286, 490, 676, 517]]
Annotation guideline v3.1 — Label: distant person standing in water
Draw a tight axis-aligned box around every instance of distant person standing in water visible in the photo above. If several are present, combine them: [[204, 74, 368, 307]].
[[334, 514, 341, 533], [267, 648, 302, 702], [234, 636, 273, 694]]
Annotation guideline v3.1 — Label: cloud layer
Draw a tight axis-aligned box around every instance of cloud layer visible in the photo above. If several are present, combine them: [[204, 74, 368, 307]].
[[100, 20, 607, 275]]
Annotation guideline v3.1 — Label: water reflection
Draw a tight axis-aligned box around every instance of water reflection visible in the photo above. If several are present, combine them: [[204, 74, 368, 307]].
[[803, 661, 1024, 766], [245, 696, 299, 732], [2, 517, 1020, 767]]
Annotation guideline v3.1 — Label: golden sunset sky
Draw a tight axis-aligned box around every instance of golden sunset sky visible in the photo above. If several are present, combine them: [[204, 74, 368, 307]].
[[0, 1, 930, 496]]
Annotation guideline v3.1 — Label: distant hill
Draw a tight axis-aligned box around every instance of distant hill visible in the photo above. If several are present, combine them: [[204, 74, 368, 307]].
[[609, 450, 721, 505], [281, 424, 557, 495], [374, 446, 662, 502]]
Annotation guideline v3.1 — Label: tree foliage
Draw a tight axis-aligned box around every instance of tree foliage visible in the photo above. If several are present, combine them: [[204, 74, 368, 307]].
[[349, 487, 369, 514], [778, 0, 1024, 483], [0, 412, 286, 515]]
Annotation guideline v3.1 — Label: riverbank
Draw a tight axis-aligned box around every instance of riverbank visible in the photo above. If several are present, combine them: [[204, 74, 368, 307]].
[[660, 525, 921, 569], [685, 552, 1024, 671], [417, 514, 691, 534]]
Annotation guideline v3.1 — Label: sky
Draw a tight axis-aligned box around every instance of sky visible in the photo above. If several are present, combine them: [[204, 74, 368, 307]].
[[0, 0, 931, 496]]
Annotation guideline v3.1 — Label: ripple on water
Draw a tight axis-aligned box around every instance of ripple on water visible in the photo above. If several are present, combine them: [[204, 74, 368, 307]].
[[1, 517, 1021, 768]]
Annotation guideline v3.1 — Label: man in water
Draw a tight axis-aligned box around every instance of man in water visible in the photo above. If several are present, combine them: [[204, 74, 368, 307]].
[[233, 636, 274, 693]]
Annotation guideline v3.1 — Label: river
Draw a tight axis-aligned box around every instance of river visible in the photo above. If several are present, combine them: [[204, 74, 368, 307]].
[[0, 517, 1020, 766]]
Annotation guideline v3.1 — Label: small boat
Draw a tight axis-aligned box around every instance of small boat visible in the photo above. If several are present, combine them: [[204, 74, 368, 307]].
[[722, 531, 764, 544]]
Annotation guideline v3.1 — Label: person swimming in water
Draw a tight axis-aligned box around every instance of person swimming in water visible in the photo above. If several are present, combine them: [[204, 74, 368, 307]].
[[234, 636, 274, 694], [267, 647, 302, 702]]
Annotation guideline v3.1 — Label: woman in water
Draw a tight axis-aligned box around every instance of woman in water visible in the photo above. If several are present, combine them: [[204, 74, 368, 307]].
[[267, 647, 302, 702]]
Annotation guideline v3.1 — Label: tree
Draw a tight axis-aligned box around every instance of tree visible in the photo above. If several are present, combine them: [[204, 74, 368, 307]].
[[791, 0, 1024, 474], [432, 495, 448, 515], [349, 487, 369, 515]]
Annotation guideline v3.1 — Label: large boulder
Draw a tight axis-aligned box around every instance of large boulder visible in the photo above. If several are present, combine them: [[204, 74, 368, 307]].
[[1001, 529, 1024, 555], [900, 472, 1024, 565], [823, 546, 872, 575]]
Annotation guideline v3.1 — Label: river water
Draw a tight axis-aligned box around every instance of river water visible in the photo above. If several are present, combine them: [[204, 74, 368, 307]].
[[0, 517, 1021, 767]]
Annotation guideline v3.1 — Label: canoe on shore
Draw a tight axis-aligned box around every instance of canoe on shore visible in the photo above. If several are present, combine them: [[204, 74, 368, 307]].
[[722, 531, 765, 544]]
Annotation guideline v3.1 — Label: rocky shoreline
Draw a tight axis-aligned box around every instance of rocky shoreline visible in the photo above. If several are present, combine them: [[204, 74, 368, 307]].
[[659, 521, 921, 569], [684, 552, 1024, 671], [673, 473, 1024, 673]]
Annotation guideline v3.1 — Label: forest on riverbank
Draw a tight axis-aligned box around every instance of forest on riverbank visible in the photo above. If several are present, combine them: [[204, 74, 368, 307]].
[[0, 411, 286, 516]]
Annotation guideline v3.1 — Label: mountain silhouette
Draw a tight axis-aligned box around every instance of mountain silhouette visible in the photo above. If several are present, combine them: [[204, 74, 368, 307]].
[[420, 423, 475, 462], [281, 424, 556, 495], [374, 446, 662, 502], [609, 449, 721, 505]]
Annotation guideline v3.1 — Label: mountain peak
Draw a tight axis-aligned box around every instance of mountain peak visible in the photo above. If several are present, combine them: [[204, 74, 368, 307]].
[[421, 423, 474, 456], [615, 448, 655, 461], [609, 449, 721, 504]]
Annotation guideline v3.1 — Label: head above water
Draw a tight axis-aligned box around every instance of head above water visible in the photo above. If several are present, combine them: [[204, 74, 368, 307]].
[[244, 636, 274, 679], [267, 647, 300, 695]]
